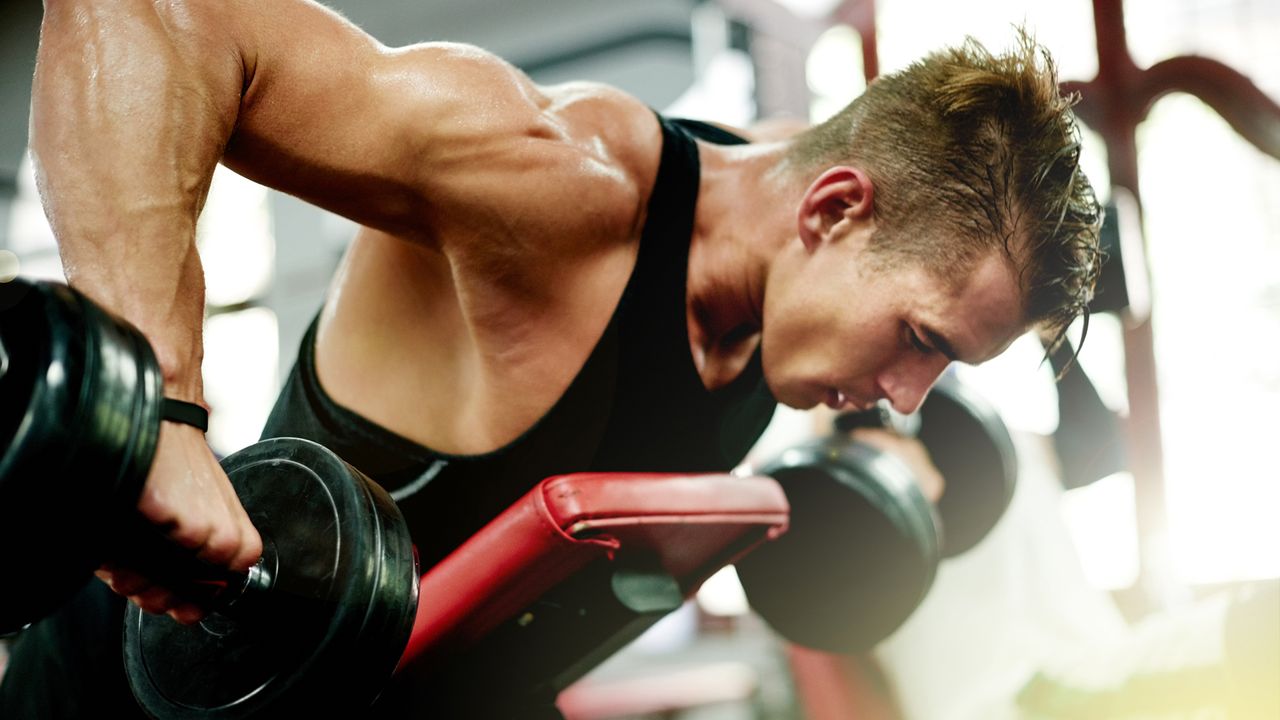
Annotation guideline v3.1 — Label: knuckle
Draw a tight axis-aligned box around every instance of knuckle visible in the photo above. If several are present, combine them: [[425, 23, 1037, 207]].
[[236, 530, 265, 570], [171, 604, 207, 625], [198, 526, 240, 565], [103, 570, 149, 597], [131, 588, 174, 615], [169, 518, 214, 550]]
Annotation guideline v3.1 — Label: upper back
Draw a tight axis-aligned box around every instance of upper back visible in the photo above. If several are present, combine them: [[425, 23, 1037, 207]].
[[228, 33, 663, 282], [311, 45, 667, 453]]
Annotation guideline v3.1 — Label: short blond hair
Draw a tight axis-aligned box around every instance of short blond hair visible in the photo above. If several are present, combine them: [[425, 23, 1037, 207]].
[[789, 30, 1102, 339]]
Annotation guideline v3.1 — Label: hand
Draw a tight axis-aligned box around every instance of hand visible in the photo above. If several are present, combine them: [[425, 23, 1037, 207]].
[[848, 427, 946, 504], [96, 421, 263, 624]]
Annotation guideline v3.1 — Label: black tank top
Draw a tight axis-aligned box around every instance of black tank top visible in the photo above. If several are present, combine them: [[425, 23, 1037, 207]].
[[260, 116, 778, 569]]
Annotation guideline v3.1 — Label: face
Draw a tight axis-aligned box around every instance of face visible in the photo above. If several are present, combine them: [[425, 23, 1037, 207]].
[[761, 231, 1027, 414]]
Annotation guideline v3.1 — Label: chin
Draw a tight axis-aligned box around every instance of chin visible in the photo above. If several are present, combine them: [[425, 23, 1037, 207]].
[[761, 365, 820, 410], [770, 384, 820, 411], [779, 398, 820, 411]]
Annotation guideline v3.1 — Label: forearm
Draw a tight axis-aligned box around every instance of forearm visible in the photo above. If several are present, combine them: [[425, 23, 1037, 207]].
[[30, 0, 248, 400]]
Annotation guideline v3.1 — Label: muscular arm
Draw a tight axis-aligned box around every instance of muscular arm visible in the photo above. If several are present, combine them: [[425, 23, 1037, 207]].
[[35, 0, 642, 369], [32, 0, 647, 615], [32, 0, 449, 391], [29, 0, 503, 615], [34, 0, 231, 397]]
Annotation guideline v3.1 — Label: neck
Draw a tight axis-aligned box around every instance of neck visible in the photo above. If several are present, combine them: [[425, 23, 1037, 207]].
[[686, 140, 801, 384]]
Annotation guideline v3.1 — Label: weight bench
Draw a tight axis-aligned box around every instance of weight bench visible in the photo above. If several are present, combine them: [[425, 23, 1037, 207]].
[[399, 471, 790, 712]]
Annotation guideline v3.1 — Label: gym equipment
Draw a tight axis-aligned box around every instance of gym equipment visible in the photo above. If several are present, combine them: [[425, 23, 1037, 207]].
[[1047, 339, 1128, 490], [0, 278, 419, 715], [735, 437, 939, 653], [917, 374, 1018, 556], [1, 278, 164, 633], [0, 276, 790, 717], [828, 373, 1017, 556], [1089, 197, 1149, 317], [403, 471, 789, 714], [123, 438, 419, 717], [736, 373, 1018, 653]]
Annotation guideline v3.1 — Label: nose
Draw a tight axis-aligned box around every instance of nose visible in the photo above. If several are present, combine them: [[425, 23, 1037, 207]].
[[877, 355, 950, 414]]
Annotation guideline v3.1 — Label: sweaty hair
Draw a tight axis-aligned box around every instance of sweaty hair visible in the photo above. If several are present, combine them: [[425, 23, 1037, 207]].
[[788, 30, 1102, 345]]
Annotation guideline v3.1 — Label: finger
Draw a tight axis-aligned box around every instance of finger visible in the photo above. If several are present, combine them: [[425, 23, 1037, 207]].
[[128, 585, 178, 616], [168, 602, 207, 625], [210, 465, 264, 571], [229, 506, 264, 572], [97, 565, 153, 597], [193, 513, 244, 568]]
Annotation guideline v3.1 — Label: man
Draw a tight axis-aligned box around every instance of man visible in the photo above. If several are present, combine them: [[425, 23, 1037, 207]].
[[5, 0, 1100, 715]]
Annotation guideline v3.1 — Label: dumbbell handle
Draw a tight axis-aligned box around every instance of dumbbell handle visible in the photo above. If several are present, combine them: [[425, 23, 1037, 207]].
[[111, 517, 277, 620]]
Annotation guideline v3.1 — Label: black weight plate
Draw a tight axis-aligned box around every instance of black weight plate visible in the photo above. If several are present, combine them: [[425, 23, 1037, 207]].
[[0, 279, 162, 634], [920, 374, 1017, 557], [123, 438, 418, 718], [736, 438, 940, 653]]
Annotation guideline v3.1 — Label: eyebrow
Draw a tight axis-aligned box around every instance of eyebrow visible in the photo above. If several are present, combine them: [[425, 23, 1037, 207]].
[[922, 326, 960, 362]]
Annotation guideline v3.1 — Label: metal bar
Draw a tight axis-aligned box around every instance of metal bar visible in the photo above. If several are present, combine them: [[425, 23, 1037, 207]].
[[1085, 0, 1171, 610], [1076, 0, 1280, 607]]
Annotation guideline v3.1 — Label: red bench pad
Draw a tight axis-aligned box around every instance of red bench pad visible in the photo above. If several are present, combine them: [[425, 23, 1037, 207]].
[[401, 472, 789, 669]]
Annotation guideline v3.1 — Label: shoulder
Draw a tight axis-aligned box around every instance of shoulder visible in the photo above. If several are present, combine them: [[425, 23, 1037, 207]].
[[402, 44, 661, 257], [392, 41, 657, 179], [418, 42, 661, 193]]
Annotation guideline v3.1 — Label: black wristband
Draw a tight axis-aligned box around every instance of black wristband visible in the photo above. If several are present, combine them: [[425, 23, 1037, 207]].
[[162, 398, 209, 433]]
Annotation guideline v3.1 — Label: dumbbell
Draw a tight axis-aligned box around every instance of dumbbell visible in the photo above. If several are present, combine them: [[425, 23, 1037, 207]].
[[734, 374, 1017, 653], [0, 277, 419, 716]]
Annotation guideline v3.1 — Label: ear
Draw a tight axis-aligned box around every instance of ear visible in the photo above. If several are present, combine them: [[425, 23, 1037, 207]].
[[796, 166, 875, 251]]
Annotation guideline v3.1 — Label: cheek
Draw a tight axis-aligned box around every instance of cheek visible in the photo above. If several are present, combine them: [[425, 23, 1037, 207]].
[[761, 317, 816, 386], [760, 311, 838, 402], [839, 313, 901, 379]]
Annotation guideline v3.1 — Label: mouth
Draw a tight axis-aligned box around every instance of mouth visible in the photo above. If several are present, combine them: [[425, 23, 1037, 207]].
[[822, 387, 877, 411], [823, 388, 845, 410]]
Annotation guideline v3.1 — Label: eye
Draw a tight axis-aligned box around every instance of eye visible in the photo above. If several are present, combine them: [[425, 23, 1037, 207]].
[[906, 325, 932, 354]]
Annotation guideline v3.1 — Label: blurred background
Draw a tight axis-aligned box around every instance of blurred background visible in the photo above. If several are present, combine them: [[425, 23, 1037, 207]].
[[0, 0, 1276, 717]]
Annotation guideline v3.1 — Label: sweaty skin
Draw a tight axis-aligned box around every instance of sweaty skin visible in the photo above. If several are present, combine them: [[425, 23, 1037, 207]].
[[32, 0, 1028, 620]]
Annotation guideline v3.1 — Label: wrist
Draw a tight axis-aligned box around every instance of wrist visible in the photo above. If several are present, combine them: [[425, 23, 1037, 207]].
[[161, 398, 210, 433]]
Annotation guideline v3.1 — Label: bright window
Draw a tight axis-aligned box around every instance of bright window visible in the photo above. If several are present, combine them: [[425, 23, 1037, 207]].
[[873, 0, 1279, 587]]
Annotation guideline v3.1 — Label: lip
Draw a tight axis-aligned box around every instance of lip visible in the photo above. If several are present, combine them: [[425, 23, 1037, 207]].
[[823, 388, 846, 410], [847, 395, 874, 412], [822, 386, 879, 412]]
